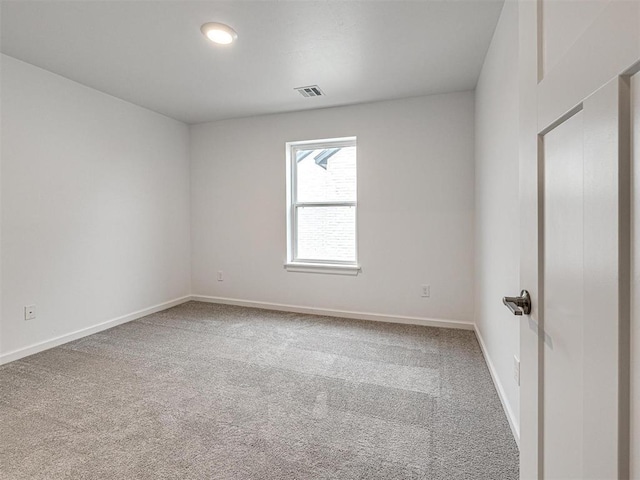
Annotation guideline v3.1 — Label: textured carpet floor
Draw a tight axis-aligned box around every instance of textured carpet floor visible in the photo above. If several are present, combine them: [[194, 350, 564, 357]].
[[0, 301, 519, 479]]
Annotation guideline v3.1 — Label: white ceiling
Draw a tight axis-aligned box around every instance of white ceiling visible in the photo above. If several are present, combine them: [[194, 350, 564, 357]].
[[1, 1, 504, 124]]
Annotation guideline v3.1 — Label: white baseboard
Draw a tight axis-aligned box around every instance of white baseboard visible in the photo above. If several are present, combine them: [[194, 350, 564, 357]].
[[0, 295, 192, 365], [0, 294, 471, 366], [474, 325, 520, 446], [190, 295, 474, 330]]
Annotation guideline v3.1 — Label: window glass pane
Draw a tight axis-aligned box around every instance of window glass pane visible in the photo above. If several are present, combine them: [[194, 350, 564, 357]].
[[295, 146, 356, 202], [296, 206, 356, 261]]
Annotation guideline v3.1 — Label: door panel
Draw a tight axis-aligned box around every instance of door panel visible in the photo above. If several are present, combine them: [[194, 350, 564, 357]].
[[543, 111, 584, 480], [539, 78, 629, 479], [541, 0, 609, 77], [537, 1, 640, 131], [582, 78, 630, 479]]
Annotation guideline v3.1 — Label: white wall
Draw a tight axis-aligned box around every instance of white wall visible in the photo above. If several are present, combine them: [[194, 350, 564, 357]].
[[190, 93, 475, 324], [474, 0, 520, 440], [0, 55, 191, 359]]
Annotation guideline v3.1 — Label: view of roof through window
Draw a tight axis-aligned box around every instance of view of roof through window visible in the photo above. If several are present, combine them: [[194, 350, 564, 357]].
[[293, 145, 357, 263]]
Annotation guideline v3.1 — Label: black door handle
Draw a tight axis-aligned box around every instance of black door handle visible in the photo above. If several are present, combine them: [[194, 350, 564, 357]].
[[502, 290, 531, 316]]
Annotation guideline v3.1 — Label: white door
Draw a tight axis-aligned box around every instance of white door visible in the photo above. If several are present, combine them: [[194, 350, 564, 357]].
[[517, 1, 639, 477], [517, 2, 637, 476], [539, 78, 630, 479], [523, 77, 631, 479]]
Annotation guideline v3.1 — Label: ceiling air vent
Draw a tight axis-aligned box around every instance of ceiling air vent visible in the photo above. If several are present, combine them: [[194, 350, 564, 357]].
[[295, 85, 324, 98]]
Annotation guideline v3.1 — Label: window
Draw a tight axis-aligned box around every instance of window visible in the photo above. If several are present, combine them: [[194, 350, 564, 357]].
[[285, 137, 359, 275]]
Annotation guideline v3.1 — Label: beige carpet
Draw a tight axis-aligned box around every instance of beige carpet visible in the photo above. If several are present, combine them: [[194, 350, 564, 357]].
[[0, 301, 519, 479]]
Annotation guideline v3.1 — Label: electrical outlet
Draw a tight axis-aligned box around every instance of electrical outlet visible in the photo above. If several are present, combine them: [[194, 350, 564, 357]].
[[513, 356, 520, 386], [24, 305, 36, 321], [421, 285, 430, 297], [217, 271, 224, 282]]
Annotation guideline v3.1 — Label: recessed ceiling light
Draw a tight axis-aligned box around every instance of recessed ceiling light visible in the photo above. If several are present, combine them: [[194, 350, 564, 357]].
[[201, 22, 238, 45]]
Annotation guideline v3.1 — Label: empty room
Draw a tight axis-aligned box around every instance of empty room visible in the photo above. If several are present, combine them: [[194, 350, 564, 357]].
[[1, 1, 639, 479]]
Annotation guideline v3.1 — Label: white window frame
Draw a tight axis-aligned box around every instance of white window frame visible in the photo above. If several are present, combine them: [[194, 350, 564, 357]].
[[285, 136, 360, 275]]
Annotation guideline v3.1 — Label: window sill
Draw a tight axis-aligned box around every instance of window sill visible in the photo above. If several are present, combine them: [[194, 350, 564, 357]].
[[284, 262, 361, 276]]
